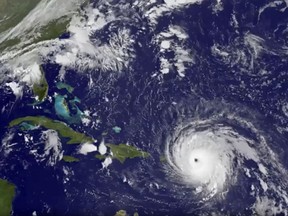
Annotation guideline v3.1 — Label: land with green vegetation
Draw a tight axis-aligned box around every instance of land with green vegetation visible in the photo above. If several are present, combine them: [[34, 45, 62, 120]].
[[114, 210, 139, 216], [106, 144, 150, 163], [0, 179, 16, 216], [56, 82, 74, 93], [0, 16, 70, 52], [0, 0, 91, 52], [0, 0, 40, 34], [0, 0, 40, 51], [0, 38, 21, 52], [33, 17, 70, 43], [95, 154, 106, 160], [9, 116, 94, 144], [33, 66, 48, 102], [115, 210, 128, 216], [0, 4, 71, 52], [62, 155, 80, 163]]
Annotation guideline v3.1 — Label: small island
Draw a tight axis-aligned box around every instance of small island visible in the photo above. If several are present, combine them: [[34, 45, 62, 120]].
[[56, 82, 74, 93], [54, 94, 83, 124], [95, 154, 106, 160], [9, 116, 94, 144], [115, 210, 128, 216], [114, 210, 139, 216], [0, 179, 16, 216], [54, 95, 71, 120], [62, 155, 80, 163], [112, 126, 122, 134]]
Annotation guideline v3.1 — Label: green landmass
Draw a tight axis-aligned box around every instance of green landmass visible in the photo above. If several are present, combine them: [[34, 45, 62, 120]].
[[115, 210, 128, 216], [0, 16, 70, 52], [0, 179, 16, 216], [0, 0, 90, 52], [106, 144, 150, 164], [9, 116, 94, 144], [0, 0, 40, 33], [33, 66, 48, 102], [95, 154, 106, 160], [0, 38, 21, 52], [114, 210, 139, 216], [56, 82, 74, 93], [62, 155, 80, 163], [0, 0, 40, 51], [32, 17, 70, 44]]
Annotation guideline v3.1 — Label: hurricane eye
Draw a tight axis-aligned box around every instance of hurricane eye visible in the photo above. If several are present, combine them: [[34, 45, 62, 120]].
[[165, 119, 288, 213]]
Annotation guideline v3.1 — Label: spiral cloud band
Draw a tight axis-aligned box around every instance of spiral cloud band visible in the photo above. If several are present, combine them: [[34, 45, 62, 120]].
[[168, 124, 236, 198], [165, 112, 288, 213]]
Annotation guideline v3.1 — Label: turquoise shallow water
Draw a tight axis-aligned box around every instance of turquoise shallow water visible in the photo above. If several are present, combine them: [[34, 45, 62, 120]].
[[54, 95, 70, 119], [1, 0, 288, 215], [54, 94, 83, 124]]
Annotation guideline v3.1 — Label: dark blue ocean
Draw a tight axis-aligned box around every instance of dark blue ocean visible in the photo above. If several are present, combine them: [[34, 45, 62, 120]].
[[1, 0, 288, 215]]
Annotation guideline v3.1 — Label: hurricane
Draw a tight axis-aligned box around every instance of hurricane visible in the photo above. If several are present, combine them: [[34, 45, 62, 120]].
[[1, 0, 288, 215], [121, 99, 288, 215], [167, 121, 237, 199], [164, 101, 288, 208]]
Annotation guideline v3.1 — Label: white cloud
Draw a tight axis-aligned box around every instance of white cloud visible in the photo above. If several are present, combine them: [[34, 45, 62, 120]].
[[164, 0, 203, 7], [155, 25, 194, 77], [41, 130, 63, 166], [5, 82, 23, 98], [0, 0, 86, 46], [0, 1, 136, 88], [102, 157, 112, 168], [78, 143, 97, 155], [144, 0, 203, 26], [98, 141, 107, 155]]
